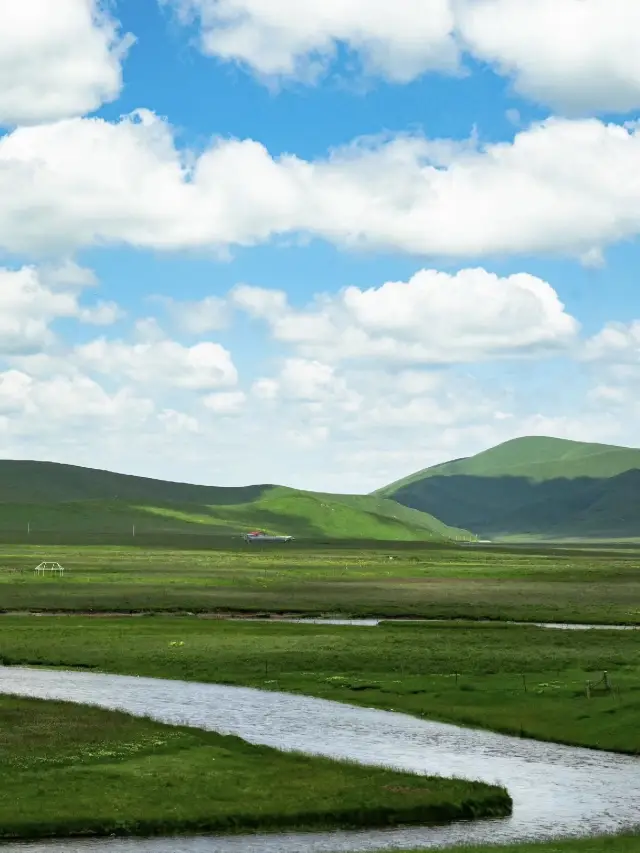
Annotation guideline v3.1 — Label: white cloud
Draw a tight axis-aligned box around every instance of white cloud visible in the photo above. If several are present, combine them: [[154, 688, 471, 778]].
[[0, 325, 636, 492], [0, 265, 120, 355], [159, 295, 230, 334], [0, 369, 152, 425], [251, 377, 279, 400], [166, 0, 458, 83], [203, 390, 247, 414], [285, 425, 329, 448], [0, 0, 132, 126], [587, 385, 630, 405], [232, 268, 579, 365], [6, 111, 640, 260], [164, 0, 640, 115], [580, 321, 640, 412], [277, 359, 344, 400], [583, 321, 640, 363], [159, 409, 202, 433], [79, 301, 124, 325], [457, 0, 640, 115], [76, 337, 238, 390]]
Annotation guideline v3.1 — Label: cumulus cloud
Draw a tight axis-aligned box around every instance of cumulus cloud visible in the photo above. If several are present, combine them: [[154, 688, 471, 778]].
[[0, 0, 132, 126], [165, 0, 458, 82], [0, 369, 152, 424], [232, 268, 579, 365], [76, 337, 238, 390], [0, 324, 634, 491], [6, 111, 640, 260], [457, 0, 640, 115], [583, 321, 640, 363], [0, 264, 121, 355], [580, 320, 640, 409], [164, 0, 640, 114]]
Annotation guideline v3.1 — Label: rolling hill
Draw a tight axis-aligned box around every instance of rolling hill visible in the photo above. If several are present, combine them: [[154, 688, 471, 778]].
[[0, 460, 473, 543], [377, 436, 640, 541]]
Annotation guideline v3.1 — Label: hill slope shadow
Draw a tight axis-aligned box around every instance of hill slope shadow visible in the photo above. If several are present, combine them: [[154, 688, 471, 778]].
[[0, 461, 272, 505], [390, 469, 640, 538]]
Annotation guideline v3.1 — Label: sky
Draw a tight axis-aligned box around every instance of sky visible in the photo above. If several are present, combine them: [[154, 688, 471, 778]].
[[1, 0, 640, 493]]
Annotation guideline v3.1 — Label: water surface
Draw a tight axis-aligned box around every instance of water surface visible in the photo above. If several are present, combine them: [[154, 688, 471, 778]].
[[282, 618, 639, 630], [1, 667, 638, 852]]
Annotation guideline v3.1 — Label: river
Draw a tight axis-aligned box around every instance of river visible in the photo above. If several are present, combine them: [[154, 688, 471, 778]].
[[0, 667, 638, 853]]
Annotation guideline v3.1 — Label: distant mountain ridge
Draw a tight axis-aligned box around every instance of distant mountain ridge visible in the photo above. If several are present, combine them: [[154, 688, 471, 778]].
[[0, 460, 271, 505], [0, 460, 473, 543], [377, 436, 640, 540]]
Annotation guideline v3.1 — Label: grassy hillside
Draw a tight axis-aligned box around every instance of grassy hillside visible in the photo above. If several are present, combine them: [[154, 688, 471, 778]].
[[0, 461, 473, 543], [0, 460, 270, 505], [378, 436, 640, 541]]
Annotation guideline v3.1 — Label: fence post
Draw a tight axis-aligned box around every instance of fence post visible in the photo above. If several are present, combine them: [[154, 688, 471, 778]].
[[586, 681, 591, 699], [603, 671, 610, 692], [522, 674, 528, 693]]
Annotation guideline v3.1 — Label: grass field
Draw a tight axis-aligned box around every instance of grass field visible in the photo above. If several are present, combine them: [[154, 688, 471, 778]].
[[0, 695, 509, 839], [2, 535, 639, 850], [1, 541, 640, 624], [2, 618, 639, 754]]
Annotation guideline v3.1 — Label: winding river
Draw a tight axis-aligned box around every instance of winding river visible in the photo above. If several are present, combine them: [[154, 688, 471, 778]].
[[1, 667, 638, 853]]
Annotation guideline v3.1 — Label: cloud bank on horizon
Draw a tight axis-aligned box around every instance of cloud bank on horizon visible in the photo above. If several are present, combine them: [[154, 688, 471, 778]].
[[0, 0, 638, 492]]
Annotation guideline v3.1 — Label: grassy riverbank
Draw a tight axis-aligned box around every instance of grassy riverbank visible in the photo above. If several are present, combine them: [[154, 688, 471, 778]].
[[0, 695, 510, 840], [2, 540, 640, 624], [1, 618, 639, 754]]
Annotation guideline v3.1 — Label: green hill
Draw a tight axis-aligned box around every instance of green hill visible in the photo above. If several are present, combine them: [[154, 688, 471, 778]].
[[0, 461, 473, 543], [377, 436, 640, 541]]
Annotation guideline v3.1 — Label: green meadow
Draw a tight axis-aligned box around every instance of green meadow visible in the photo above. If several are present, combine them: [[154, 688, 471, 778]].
[[2, 617, 639, 754], [2, 525, 640, 848], [0, 695, 509, 839], [1, 540, 639, 624]]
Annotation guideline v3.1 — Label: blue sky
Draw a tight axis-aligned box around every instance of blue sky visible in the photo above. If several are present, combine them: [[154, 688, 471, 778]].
[[1, 0, 640, 491]]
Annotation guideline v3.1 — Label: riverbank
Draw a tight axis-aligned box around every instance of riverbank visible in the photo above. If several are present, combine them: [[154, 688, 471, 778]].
[[2, 667, 638, 852], [1, 610, 639, 629], [0, 695, 510, 840], [1, 617, 639, 754]]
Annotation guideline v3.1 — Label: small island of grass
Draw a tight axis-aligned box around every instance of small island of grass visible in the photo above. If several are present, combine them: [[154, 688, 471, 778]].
[[0, 695, 511, 840]]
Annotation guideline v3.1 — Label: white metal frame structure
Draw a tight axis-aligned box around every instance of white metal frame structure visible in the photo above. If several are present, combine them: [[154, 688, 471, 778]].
[[34, 562, 65, 576]]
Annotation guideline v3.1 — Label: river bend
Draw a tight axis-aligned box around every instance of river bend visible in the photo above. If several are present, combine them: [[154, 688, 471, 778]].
[[0, 667, 638, 853]]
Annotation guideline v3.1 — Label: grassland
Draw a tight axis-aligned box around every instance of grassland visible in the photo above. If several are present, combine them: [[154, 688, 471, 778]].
[[2, 618, 639, 754], [378, 436, 640, 540], [0, 460, 472, 542], [2, 529, 639, 852], [0, 695, 510, 839], [0, 492, 471, 542], [1, 540, 640, 624], [380, 436, 640, 489]]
